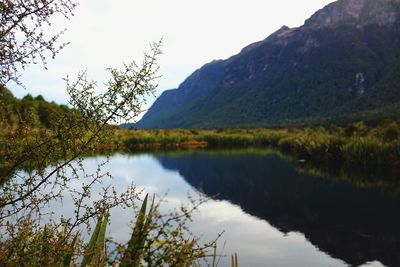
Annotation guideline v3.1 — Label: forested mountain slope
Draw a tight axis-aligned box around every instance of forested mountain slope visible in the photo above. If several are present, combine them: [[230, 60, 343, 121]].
[[135, 0, 400, 128]]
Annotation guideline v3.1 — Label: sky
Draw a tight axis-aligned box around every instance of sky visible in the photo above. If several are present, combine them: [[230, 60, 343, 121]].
[[9, 0, 336, 119]]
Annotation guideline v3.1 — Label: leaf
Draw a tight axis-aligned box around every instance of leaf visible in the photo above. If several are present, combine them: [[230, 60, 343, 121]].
[[63, 232, 79, 267], [120, 193, 154, 267], [231, 253, 238, 267], [92, 212, 109, 267], [81, 214, 103, 267], [211, 244, 217, 267]]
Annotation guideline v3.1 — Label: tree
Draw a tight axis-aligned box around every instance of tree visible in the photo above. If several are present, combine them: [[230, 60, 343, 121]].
[[0, 2, 219, 266], [0, 0, 161, 222], [0, 0, 77, 85], [0, 39, 162, 228]]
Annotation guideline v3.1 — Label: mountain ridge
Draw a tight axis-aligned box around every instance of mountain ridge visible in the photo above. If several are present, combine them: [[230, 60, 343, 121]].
[[134, 0, 400, 128]]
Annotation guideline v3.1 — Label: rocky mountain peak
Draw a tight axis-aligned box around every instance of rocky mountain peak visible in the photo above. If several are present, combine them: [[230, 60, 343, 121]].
[[305, 0, 399, 29], [136, 0, 400, 129]]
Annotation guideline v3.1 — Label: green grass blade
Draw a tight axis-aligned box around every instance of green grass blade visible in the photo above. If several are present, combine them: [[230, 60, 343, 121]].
[[81, 214, 103, 267], [235, 253, 238, 267], [92, 212, 109, 267], [63, 232, 79, 267], [138, 194, 155, 250], [120, 193, 150, 267], [231, 253, 238, 267], [211, 244, 217, 267]]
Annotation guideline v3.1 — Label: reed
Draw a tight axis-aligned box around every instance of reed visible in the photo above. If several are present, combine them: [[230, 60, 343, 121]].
[[110, 121, 400, 171], [3, 121, 400, 175]]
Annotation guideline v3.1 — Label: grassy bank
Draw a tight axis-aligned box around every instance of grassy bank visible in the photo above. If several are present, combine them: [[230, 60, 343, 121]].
[[109, 121, 400, 172], [2, 121, 400, 176]]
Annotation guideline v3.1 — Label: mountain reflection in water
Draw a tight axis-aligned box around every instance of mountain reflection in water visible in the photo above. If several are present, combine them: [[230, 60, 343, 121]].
[[156, 151, 400, 267]]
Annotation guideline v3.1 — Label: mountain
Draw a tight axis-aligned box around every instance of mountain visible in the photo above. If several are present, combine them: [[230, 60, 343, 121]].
[[135, 0, 400, 128]]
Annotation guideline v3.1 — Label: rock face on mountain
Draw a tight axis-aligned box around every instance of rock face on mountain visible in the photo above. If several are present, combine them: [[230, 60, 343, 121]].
[[136, 0, 400, 128], [305, 0, 399, 28]]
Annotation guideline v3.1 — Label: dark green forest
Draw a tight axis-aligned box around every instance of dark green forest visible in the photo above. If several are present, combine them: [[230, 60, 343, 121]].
[[0, 86, 72, 129], [135, 0, 400, 128]]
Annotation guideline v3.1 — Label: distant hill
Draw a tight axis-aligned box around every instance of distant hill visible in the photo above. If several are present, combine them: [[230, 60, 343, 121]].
[[133, 0, 400, 128], [0, 86, 72, 129]]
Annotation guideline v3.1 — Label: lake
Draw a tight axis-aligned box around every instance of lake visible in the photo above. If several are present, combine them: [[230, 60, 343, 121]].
[[48, 149, 400, 267]]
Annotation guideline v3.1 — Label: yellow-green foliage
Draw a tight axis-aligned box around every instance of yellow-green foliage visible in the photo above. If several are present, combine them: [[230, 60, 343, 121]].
[[0, 195, 216, 267], [111, 121, 400, 170], [0, 218, 80, 267], [2, 121, 400, 172], [116, 128, 289, 150]]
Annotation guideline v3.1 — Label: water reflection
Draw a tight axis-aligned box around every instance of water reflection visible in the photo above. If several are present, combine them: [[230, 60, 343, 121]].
[[15, 150, 399, 267], [64, 153, 348, 267], [156, 150, 400, 267]]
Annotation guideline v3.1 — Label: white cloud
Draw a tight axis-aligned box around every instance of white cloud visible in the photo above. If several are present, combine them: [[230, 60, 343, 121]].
[[8, 0, 336, 117]]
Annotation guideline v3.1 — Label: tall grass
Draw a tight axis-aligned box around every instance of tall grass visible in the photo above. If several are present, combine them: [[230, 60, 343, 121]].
[[78, 194, 226, 266], [3, 121, 400, 175], [110, 121, 400, 172]]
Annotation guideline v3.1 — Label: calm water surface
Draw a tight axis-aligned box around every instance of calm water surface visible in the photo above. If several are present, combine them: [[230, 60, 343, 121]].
[[50, 150, 400, 267]]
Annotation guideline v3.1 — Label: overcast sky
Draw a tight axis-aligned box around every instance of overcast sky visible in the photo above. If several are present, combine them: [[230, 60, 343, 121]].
[[9, 0, 335, 117]]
